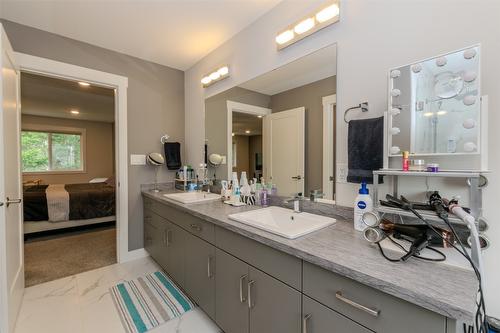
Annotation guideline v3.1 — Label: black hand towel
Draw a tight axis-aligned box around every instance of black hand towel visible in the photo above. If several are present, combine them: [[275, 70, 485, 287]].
[[164, 142, 182, 170], [347, 116, 384, 184]]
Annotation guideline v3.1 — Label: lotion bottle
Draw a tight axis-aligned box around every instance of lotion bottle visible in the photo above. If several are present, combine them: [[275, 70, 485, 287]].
[[354, 182, 373, 231]]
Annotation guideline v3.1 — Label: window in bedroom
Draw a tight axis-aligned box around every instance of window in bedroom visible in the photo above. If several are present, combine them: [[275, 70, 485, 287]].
[[21, 128, 85, 173]]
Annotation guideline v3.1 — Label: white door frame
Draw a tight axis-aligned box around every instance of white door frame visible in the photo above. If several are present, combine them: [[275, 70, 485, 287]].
[[226, 100, 271, 179], [322, 94, 336, 200], [13, 52, 134, 263]]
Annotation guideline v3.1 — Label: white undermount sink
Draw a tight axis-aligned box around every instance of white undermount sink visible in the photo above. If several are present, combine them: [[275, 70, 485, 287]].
[[228, 206, 336, 239], [163, 192, 221, 204]]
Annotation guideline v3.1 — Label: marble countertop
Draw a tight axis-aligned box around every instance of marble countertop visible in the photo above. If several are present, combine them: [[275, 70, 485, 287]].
[[142, 189, 477, 323]]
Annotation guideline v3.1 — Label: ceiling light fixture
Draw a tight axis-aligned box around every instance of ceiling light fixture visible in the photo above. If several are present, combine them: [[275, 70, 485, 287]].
[[257, 115, 263, 118], [276, 0, 340, 50], [201, 65, 230, 88], [78, 82, 90, 87], [70, 109, 80, 115], [245, 130, 251, 134]]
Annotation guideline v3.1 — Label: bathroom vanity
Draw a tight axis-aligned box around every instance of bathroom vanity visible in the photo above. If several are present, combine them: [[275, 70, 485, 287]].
[[142, 190, 476, 333]]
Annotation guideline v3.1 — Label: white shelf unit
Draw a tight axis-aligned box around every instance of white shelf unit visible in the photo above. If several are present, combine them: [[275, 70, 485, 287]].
[[372, 169, 488, 226]]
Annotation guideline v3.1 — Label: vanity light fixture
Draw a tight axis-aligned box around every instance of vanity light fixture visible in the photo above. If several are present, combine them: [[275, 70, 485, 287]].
[[70, 109, 80, 115], [276, 1, 340, 50], [201, 65, 230, 87]]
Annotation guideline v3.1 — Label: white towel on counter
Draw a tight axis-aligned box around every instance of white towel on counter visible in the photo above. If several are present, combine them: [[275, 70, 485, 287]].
[[45, 184, 70, 222]]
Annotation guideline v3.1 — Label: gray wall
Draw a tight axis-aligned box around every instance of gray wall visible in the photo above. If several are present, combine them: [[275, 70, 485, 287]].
[[271, 76, 336, 194], [205, 86, 270, 180], [2, 20, 185, 251], [22, 115, 115, 185]]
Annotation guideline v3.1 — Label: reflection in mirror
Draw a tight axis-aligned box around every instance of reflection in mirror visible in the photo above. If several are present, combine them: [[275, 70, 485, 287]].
[[205, 44, 337, 198], [389, 46, 480, 156]]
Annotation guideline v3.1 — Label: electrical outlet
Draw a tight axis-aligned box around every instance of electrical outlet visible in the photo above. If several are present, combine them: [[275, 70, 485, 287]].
[[336, 163, 348, 183]]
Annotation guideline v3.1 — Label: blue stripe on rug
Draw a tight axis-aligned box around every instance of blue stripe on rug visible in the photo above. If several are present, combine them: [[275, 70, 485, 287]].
[[117, 283, 148, 333], [154, 272, 193, 312]]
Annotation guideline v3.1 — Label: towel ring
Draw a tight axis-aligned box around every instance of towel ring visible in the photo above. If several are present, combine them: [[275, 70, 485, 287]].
[[160, 134, 170, 144], [344, 102, 369, 123]]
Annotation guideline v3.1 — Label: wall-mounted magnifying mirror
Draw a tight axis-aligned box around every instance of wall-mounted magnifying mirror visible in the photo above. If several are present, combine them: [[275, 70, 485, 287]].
[[205, 44, 337, 198], [147, 152, 165, 192], [388, 45, 481, 157]]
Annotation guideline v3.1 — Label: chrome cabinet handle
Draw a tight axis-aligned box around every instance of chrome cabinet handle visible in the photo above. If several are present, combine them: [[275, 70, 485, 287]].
[[247, 280, 255, 309], [207, 255, 214, 279], [291, 175, 302, 180], [163, 230, 172, 247], [6, 197, 22, 207], [302, 313, 312, 333], [335, 291, 380, 317], [190, 224, 202, 232], [239, 274, 248, 303]]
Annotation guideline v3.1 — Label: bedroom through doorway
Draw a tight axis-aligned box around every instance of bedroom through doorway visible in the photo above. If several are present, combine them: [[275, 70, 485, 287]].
[[20, 72, 117, 287]]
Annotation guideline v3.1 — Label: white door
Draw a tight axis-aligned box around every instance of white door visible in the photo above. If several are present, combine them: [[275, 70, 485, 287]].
[[0, 25, 24, 333], [264, 107, 305, 197]]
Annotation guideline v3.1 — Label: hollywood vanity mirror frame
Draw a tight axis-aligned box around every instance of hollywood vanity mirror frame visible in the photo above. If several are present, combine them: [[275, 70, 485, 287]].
[[385, 45, 486, 165]]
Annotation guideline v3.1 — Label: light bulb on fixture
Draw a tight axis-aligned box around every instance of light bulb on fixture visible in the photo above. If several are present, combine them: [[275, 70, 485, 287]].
[[257, 115, 263, 118], [316, 4, 339, 23], [201, 76, 211, 85], [245, 130, 251, 134], [275, 30, 294, 45], [209, 72, 221, 81], [437, 110, 447, 116], [70, 109, 80, 115], [78, 81, 90, 87], [423, 112, 434, 117], [218, 66, 229, 76], [294, 18, 315, 34], [232, 133, 235, 137]]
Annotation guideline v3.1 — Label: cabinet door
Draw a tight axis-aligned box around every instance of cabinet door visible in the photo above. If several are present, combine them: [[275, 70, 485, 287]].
[[163, 220, 187, 288], [185, 233, 216, 319], [303, 296, 373, 333], [145, 212, 167, 266], [248, 267, 301, 333], [215, 249, 249, 333]]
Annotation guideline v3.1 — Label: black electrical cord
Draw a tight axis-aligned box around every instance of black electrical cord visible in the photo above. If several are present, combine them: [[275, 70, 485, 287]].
[[377, 235, 446, 262]]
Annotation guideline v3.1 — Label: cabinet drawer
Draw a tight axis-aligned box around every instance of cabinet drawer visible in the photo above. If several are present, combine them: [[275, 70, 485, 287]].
[[303, 262, 446, 333], [216, 226, 301, 290], [149, 199, 215, 244]]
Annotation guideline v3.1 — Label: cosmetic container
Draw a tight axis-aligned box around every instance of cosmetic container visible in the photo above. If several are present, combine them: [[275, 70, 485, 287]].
[[427, 163, 439, 172], [409, 159, 426, 171]]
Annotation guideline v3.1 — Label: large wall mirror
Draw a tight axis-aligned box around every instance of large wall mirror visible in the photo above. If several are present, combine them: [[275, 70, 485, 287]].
[[388, 45, 481, 157], [205, 44, 337, 199]]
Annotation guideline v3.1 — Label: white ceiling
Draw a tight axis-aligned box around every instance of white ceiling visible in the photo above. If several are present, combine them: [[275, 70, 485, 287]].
[[21, 73, 116, 123], [239, 43, 337, 95], [0, 0, 281, 70]]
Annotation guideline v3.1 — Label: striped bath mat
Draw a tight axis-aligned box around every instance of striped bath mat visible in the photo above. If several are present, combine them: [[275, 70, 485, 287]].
[[110, 271, 195, 333]]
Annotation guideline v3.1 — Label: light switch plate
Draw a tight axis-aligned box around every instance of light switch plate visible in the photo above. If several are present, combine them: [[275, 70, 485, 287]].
[[130, 154, 146, 165], [336, 163, 348, 183]]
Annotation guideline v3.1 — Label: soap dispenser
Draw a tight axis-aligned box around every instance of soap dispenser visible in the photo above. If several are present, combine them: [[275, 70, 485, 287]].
[[354, 182, 373, 231]]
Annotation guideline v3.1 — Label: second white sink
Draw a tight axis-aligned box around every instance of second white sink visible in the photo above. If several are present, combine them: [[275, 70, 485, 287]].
[[163, 192, 221, 204], [228, 206, 336, 239]]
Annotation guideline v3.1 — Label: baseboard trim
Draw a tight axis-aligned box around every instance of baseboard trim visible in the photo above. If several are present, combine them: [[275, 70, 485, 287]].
[[120, 248, 149, 263]]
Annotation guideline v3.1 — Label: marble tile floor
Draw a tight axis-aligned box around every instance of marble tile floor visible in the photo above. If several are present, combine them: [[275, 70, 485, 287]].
[[14, 256, 222, 333]]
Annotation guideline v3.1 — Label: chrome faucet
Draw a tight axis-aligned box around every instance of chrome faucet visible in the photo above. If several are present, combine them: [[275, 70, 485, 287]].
[[284, 193, 304, 213]]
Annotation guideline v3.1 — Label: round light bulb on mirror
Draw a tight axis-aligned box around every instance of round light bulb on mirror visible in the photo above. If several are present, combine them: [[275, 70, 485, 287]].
[[390, 107, 401, 116], [464, 142, 477, 152], [435, 57, 447, 67], [390, 70, 401, 78], [391, 89, 401, 97], [411, 64, 422, 73], [464, 48, 477, 59], [463, 95, 476, 106], [463, 118, 476, 129], [390, 127, 401, 135], [463, 71, 477, 82], [390, 146, 401, 155]]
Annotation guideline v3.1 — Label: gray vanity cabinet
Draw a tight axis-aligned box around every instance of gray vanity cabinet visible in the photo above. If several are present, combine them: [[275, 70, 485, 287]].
[[161, 219, 187, 288], [303, 295, 373, 333], [215, 249, 249, 333], [185, 233, 216, 320], [248, 266, 301, 333], [214, 248, 301, 333]]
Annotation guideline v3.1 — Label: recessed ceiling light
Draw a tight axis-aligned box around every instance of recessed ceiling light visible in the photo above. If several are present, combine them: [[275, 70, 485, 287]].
[[245, 130, 251, 134], [78, 82, 90, 87], [70, 110, 80, 115], [316, 4, 340, 23], [294, 18, 315, 35], [257, 115, 263, 118], [275, 30, 294, 45]]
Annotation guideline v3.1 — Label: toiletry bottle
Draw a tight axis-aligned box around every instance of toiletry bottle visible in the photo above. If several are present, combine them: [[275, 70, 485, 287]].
[[260, 189, 268, 206], [402, 151, 410, 171], [354, 182, 373, 232]]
